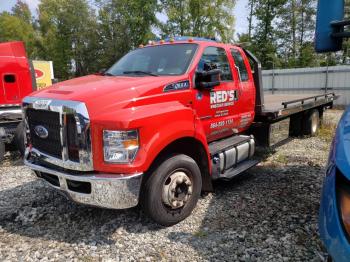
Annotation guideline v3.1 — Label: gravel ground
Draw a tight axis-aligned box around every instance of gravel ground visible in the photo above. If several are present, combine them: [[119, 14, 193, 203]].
[[0, 110, 343, 262]]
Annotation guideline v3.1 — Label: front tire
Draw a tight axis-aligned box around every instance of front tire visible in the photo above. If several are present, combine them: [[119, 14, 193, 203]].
[[141, 154, 202, 226]]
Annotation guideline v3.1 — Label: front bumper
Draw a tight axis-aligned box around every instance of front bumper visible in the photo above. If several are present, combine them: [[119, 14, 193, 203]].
[[25, 159, 143, 209], [319, 166, 350, 262], [0, 106, 22, 120]]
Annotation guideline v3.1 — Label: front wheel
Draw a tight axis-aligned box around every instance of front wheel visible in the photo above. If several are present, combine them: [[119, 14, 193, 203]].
[[141, 154, 202, 226]]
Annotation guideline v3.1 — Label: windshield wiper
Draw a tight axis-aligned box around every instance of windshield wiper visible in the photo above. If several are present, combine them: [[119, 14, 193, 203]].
[[123, 71, 158, 76]]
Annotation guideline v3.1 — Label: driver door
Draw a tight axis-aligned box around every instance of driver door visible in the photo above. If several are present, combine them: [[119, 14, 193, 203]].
[[193, 46, 239, 142]]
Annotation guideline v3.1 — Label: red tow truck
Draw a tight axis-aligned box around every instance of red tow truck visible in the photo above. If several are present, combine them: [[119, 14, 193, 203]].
[[23, 37, 335, 226], [0, 41, 36, 161]]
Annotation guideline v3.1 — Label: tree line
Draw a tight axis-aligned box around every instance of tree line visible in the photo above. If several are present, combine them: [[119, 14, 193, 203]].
[[239, 0, 349, 69], [0, 0, 347, 80]]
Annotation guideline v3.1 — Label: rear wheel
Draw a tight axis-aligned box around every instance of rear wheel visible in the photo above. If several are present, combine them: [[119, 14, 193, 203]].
[[302, 109, 320, 136], [0, 141, 5, 163], [141, 154, 202, 226]]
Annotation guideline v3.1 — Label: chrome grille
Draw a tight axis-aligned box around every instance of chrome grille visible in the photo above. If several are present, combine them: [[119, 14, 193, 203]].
[[66, 114, 79, 162], [23, 97, 93, 171], [27, 108, 62, 159]]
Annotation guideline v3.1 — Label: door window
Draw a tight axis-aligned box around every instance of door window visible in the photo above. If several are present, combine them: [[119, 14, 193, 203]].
[[197, 47, 233, 81], [230, 49, 249, 82]]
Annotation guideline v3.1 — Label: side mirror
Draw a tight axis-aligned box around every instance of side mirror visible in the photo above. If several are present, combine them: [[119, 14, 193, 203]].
[[195, 69, 221, 89], [315, 0, 344, 52]]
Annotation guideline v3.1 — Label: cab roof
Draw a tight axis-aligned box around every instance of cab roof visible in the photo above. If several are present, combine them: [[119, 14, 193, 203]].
[[141, 36, 239, 49]]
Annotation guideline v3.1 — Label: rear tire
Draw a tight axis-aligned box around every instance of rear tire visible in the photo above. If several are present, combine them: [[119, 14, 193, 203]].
[[0, 141, 5, 163], [141, 154, 202, 226], [302, 109, 320, 136], [14, 122, 25, 156]]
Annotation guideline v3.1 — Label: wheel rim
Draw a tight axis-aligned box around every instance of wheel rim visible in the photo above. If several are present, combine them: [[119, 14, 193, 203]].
[[311, 112, 319, 134], [162, 170, 193, 209]]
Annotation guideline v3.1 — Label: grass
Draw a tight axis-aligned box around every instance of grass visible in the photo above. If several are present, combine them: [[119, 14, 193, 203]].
[[193, 230, 208, 238], [275, 154, 288, 164], [318, 120, 337, 143], [79, 256, 95, 262]]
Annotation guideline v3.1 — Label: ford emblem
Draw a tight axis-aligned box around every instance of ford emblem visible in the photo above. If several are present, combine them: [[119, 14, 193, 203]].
[[34, 125, 49, 139]]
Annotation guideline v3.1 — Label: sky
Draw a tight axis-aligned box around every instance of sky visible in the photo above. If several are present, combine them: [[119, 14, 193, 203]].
[[0, 0, 249, 36]]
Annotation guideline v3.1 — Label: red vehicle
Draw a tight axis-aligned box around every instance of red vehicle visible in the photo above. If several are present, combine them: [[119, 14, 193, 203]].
[[23, 37, 335, 226], [0, 41, 35, 161]]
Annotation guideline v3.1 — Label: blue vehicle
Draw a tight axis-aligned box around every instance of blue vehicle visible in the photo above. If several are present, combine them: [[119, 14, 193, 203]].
[[319, 107, 350, 261], [317, 0, 350, 261]]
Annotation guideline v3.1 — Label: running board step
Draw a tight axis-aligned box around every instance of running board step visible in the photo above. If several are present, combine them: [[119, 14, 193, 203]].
[[210, 135, 256, 177], [209, 135, 252, 156], [217, 159, 259, 180]]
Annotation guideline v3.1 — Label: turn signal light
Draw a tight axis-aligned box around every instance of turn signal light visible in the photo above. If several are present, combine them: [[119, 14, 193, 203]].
[[122, 139, 139, 150]]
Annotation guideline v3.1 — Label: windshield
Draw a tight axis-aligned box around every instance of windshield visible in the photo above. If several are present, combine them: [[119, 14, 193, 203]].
[[106, 44, 198, 76]]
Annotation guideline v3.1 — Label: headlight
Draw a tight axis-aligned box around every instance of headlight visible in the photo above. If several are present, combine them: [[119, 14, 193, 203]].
[[103, 130, 139, 163]]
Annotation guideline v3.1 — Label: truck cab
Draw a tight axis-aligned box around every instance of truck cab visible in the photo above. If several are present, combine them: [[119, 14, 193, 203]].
[[0, 41, 36, 161], [23, 37, 335, 225]]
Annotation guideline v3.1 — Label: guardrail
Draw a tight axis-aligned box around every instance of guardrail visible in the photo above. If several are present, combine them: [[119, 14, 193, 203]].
[[262, 65, 350, 105]]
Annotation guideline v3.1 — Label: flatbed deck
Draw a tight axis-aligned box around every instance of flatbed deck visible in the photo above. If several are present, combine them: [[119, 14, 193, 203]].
[[256, 92, 336, 121]]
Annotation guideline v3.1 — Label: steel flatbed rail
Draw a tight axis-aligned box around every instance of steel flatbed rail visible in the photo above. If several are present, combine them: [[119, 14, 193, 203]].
[[255, 93, 337, 122]]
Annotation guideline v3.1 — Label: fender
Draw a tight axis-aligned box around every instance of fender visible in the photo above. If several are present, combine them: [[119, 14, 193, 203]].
[[194, 115, 212, 174], [334, 108, 350, 181], [91, 101, 207, 174]]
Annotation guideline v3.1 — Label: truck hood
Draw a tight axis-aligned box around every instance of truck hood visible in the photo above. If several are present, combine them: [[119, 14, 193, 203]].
[[29, 74, 185, 118]]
